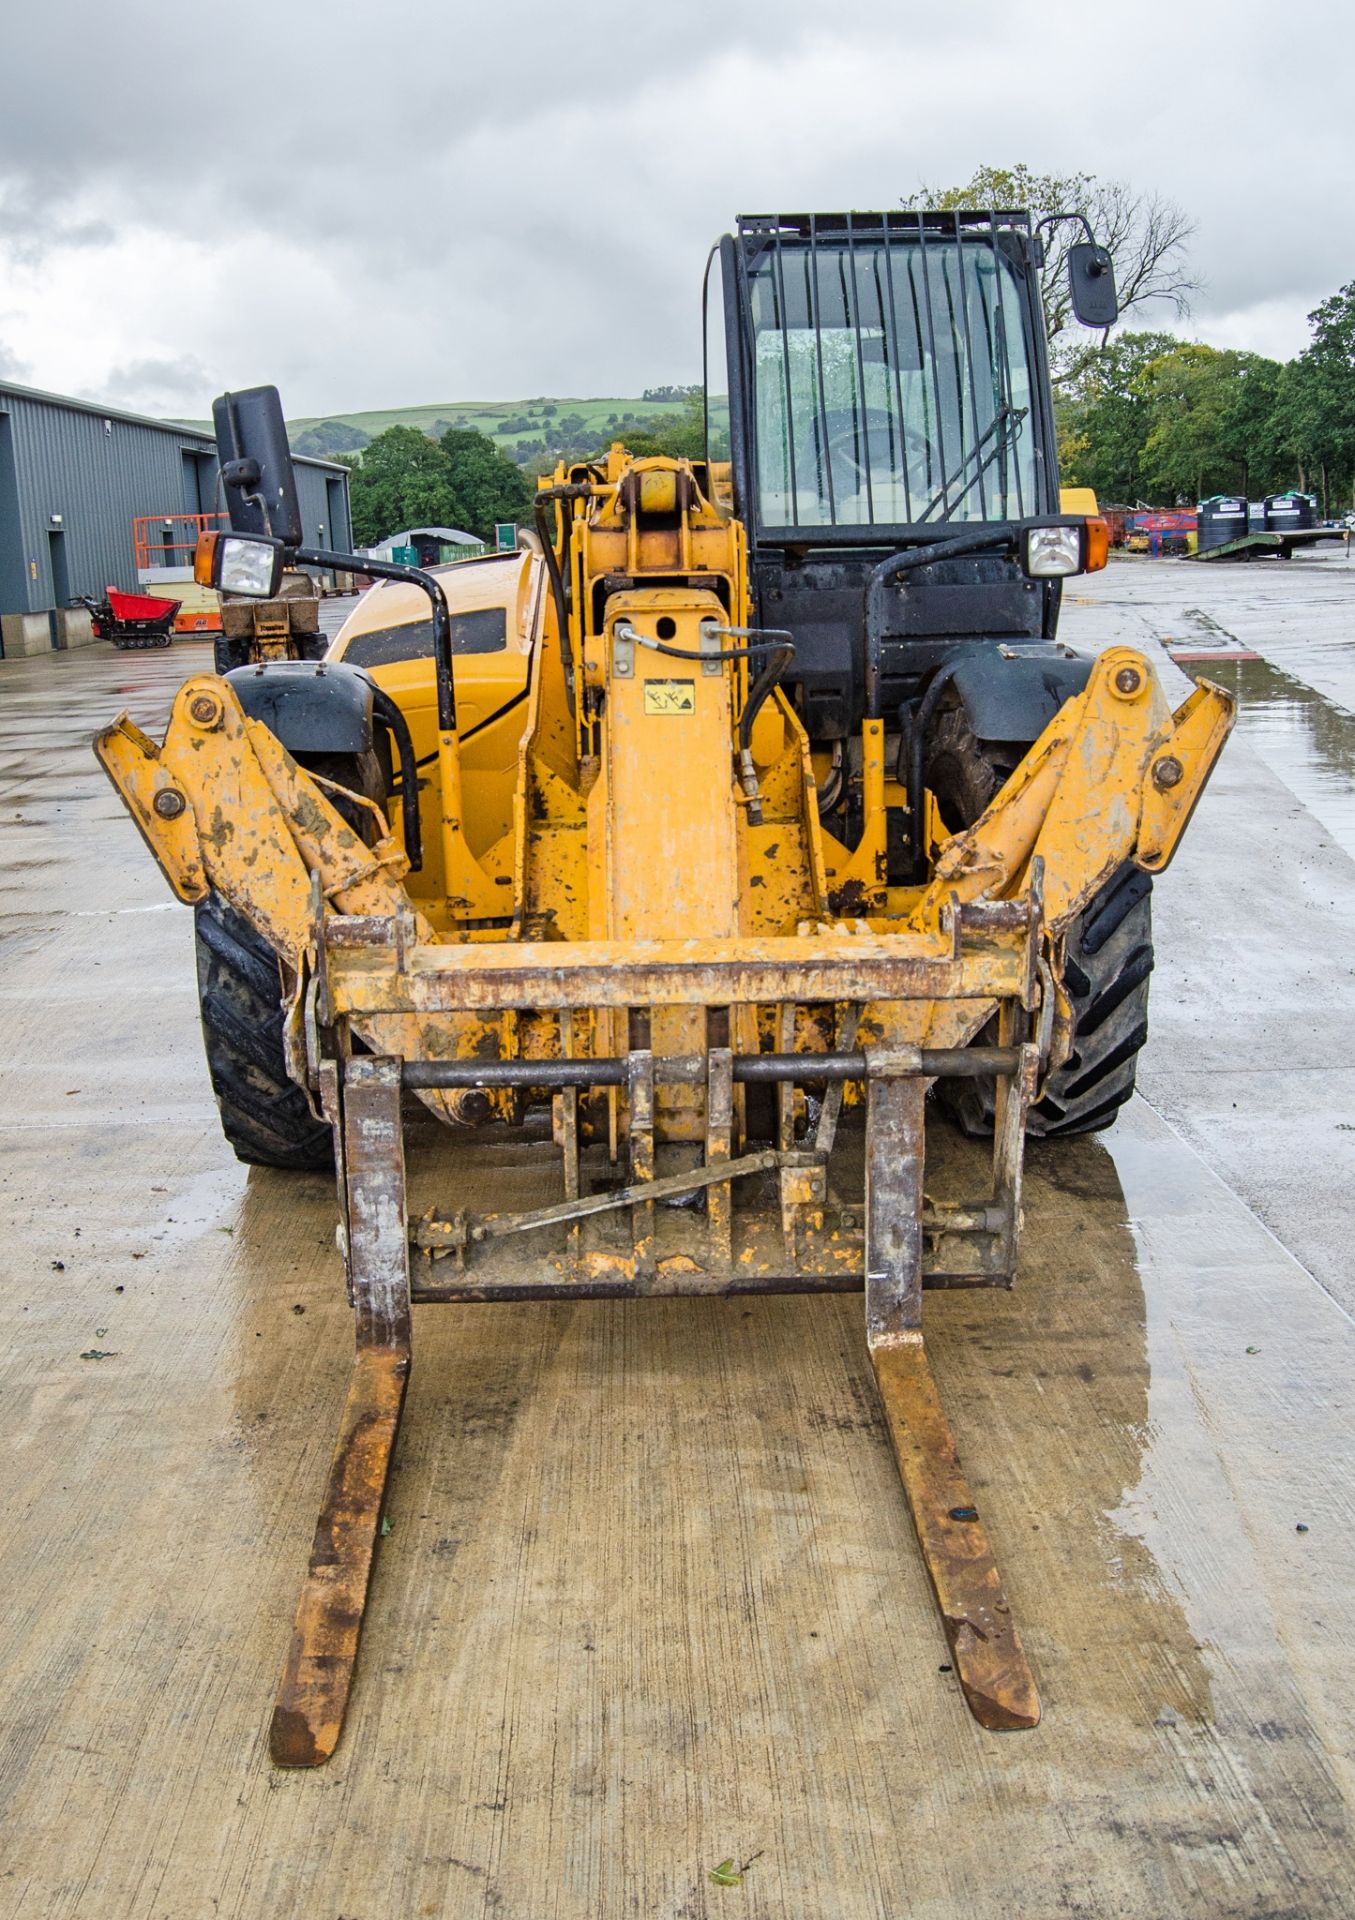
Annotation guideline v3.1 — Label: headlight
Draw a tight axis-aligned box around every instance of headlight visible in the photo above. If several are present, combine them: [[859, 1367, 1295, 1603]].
[[195, 530, 285, 597], [1021, 524, 1083, 577], [218, 535, 284, 596]]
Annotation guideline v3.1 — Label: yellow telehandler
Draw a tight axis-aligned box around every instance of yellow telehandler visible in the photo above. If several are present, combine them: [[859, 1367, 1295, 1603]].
[[97, 210, 1233, 1766]]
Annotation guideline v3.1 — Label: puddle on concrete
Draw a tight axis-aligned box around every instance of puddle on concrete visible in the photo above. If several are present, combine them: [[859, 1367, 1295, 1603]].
[[1184, 653, 1355, 861], [150, 1163, 248, 1251], [1102, 1112, 1355, 1834]]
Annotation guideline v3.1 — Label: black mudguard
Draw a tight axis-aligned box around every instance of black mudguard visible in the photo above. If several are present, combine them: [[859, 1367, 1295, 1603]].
[[945, 647, 1093, 748], [225, 659, 374, 756]]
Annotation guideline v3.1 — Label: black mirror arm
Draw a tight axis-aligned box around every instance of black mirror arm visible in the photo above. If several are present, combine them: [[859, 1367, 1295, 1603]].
[[220, 458, 272, 534], [1034, 210, 1097, 253], [292, 546, 457, 732]]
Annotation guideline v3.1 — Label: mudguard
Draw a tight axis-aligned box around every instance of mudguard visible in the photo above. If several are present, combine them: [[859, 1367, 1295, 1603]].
[[225, 660, 374, 756], [946, 646, 1094, 747]]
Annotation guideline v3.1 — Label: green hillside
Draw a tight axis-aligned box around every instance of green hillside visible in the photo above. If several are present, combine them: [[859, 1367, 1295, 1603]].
[[285, 392, 699, 464]]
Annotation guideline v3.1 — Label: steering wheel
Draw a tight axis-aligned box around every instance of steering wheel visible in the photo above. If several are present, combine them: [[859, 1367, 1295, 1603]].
[[797, 406, 931, 498]]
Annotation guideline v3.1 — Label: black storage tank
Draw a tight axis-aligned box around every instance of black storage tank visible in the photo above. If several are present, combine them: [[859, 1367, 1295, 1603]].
[[1263, 491, 1316, 532], [1197, 495, 1249, 550]]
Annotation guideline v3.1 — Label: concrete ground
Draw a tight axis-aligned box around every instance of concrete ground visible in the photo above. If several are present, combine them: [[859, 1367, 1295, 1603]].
[[1, 557, 1352, 1919]]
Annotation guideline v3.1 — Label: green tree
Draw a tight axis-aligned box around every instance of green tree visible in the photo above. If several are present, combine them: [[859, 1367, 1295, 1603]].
[[1140, 344, 1283, 501], [439, 428, 534, 541], [904, 165, 1196, 380], [291, 419, 370, 459], [612, 393, 707, 460], [1218, 352, 1284, 497], [1270, 283, 1355, 513], [1059, 330, 1178, 501], [342, 423, 533, 546], [1061, 334, 1289, 505], [344, 425, 458, 547]]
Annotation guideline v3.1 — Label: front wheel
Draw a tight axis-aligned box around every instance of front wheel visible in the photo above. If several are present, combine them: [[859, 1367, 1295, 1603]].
[[925, 692, 1154, 1139], [194, 891, 333, 1170], [192, 750, 383, 1170], [936, 862, 1153, 1137]]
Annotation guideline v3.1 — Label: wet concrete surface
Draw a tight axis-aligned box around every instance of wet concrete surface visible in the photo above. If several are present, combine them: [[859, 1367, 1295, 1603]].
[[1, 583, 1353, 1918], [1066, 551, 1355, 1319]]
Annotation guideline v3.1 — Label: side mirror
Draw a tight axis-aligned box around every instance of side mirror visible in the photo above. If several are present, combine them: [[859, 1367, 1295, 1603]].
[[1068, 243, 1118, 328], [212, 385, 303, 547]]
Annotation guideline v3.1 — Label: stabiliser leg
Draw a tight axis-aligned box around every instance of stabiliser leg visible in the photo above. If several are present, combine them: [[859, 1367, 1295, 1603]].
[[270, 1058, 411, 1767], [864, 1059, 1040, 1732]]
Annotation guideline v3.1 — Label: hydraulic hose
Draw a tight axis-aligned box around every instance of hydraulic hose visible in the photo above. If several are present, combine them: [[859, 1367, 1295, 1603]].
[[367, 682, 423, 871], [619, 625, 793, 672], [611, 621, 794, 737], [863, 525, 1018, 720], [734, 635, 795, 824], [532, 495, 575, 714], [906, 659, 964, 881], [735, 634, 796, 753], [532, 478, 608, 719], [816, 738, 846, 819], [293, 545, 457, 732]]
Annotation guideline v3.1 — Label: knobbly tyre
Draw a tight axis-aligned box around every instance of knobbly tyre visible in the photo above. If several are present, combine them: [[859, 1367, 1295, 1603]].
[[96, 209, 1234, 1766]]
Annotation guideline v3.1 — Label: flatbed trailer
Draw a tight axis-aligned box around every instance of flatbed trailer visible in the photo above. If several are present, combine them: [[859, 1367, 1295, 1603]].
[[1191, 527, 1348, 561]]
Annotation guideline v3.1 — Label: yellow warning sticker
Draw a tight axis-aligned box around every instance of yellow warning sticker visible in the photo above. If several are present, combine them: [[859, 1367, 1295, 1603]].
[[643, 679, 696, 715]]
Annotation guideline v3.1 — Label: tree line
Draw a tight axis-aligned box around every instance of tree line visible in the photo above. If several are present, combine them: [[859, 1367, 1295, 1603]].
[[338, 426, 535, 549], [340, 402, 708, 548], [1060, 287, 1355, 511]]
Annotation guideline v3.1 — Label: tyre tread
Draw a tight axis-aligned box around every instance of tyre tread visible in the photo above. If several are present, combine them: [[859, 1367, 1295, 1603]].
[[923, 695, 1153, 1141], [195, 892, 332, 1170]]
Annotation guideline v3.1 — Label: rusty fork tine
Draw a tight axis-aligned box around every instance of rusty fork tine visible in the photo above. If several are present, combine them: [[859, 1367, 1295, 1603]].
[[863, 1035, 1038, 1733], [269, 1346, 409, 1766], [872, 1334, 1040, 1731], [270, 1057, 411, 1768]]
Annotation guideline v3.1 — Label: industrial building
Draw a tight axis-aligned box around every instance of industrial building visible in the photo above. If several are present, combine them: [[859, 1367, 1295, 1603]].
[[0, 380, 352, 658]]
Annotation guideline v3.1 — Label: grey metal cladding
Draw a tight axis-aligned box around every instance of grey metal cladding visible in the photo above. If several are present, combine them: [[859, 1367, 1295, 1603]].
[[0, 380, 351, 618]]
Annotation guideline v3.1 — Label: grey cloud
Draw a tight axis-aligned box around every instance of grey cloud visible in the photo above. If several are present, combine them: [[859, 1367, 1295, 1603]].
[[101, 353, 213, 412], [1, 1, 1351, 413], [0, 186, 116, 266]]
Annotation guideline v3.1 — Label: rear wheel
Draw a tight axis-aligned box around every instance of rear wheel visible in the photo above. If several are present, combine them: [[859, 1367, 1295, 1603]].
[[924, 691, 1154, 1139]]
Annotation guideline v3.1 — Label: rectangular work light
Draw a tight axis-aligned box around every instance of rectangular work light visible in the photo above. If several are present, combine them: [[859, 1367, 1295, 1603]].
[[195, 530, 285, 598], [1019, 517, 1110, 579], [1022, 525, 1082, 577]]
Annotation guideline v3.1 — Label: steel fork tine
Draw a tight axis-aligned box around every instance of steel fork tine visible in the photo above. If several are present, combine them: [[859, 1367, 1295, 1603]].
[[270, 1058, 411, 1767]]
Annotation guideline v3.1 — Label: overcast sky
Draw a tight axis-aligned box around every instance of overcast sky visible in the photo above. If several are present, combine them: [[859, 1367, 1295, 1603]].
[[1, 1, 1352, 420]]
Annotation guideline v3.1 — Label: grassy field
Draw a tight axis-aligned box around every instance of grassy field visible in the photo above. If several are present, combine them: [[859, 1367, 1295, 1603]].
[[282, 395, 696, 461]]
